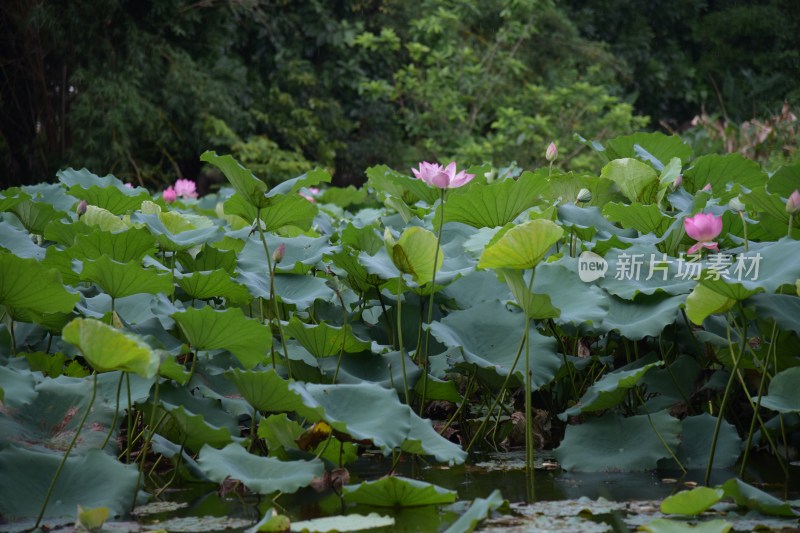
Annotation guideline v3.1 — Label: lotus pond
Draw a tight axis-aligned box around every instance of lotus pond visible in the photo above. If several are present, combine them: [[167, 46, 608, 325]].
[[2, 132, 800, 532]]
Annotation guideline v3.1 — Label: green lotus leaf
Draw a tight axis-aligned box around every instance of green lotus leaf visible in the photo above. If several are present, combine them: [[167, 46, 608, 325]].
[[197, 443, 324, 494], [478, 219, 563, 270], [236, 271, 335, 312], [76, 505, 110, 532], [0, 220, 45, 259], [758, 367, 800, 414], [44, 218, 92, 246], [68, 184, 150, 215], [366, 165, 440, 205], [399, 409, 467, 465], [767, 161, 800, 197], [596, 244, 696, 299], [0, 186, 31, 212], [318, 351, 422, 398], [559, 361, 663, 419], [603, 202, 673, 236], [0, 366, 37, 407], [436, 172, 548, 229], [57, 167, 125, 189], [291, 514, 395, 533], [660, 487, 725, 515], [70, 227, 156, 263], [720, 478, 798, 517], [499, 268, 560, 319], [179, 246, 237, 274], [387, 226, 442, 285], [266, 167, 332, 198], [0, 251, 79, 314], [81, 255, 173, 299], [176, 270, 252, 305], [605, 132, 693, 166], [319, 185, 369, 208], [683, 153, 767, 197], [154, 403, 234, 452], [443, 489, 505, 533], [224, 191, 319, 231], [226, 369, 319, 415], [0, 447, 139, 519], [602, 293, 686, 340], [172, 306, 271, 369], [658, 413, 741, 470], [746, 294, 800, 335], [341, 223, 383, 255], [284, 316, 371, 357], [531, 259, 610, 327], [600, 158, 660, 204], [136, 211, 221, 252], [540, 171, 625, 207], [237, 234, 336, 276], [62, 318, 159, 378], [342, 476, 457, 507], [429, 301, 561, 391], [82, 205, 129, 232], [11, 199, 65, 235], [684, 284, 735, 325], [201, 151, 269, 208], [257, 413, 305, 458], [640, 518, 732, 533], [555, 410, 681, 472]]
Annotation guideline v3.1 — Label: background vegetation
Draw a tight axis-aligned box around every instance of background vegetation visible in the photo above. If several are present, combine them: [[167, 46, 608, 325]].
[[2, 0, 798, 189]]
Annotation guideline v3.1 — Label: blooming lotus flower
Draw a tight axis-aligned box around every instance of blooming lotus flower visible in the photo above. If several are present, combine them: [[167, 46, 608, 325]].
[[163, 187, 177, 203], [684, 213, 722, 254], [412, 161, 475, 189], [174, 179, 198, 199], [786, 190, 800, 214], [545, 142, 558, 162]]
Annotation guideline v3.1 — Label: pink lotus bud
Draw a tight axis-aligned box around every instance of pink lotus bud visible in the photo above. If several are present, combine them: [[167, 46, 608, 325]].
[[545, 142, 558, 162], [163, 187, 177, 203], [786, 190, 800, 214], [272, 243, 286, 264], [174, 179, 198, 199], [672, 174, 683, 190], [701, 183, 712, 193], [76, 199, 88, 217], [412, 161, 475, 189], [684, 213, 723, 254], [124, 183, 134, 189]]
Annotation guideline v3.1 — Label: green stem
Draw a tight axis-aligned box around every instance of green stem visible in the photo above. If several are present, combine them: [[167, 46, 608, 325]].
[[439, 371, 475, 435], [9, 318, 16, 356], [419, 189, 446, 415], [704, 313, 745, 485], [377, 289, 395, 348], [125, 373, 133, 463], [101, 372, 125, 450], [332, 288, 348, 384], [636, 388, 686, 474], [396, 291, 410, 405], [739, 211, 749, 253], [788, 213, 793, 238], [35, 372, 97, 528], [133, 373, 162, 510]]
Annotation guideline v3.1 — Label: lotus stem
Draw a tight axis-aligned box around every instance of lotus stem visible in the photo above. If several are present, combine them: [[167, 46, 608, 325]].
[[739, 211, 749, 253], [35, 371, 97, 528], [419, 189, 446, 415], [396, 291, 410, 405], [332, 287, 348, 384], [133, 372, 162, 510], [636, 388, 686, 474], [101, 372, 125, 450], [739, 325, 774, 478], [439, 370, 475, 435]]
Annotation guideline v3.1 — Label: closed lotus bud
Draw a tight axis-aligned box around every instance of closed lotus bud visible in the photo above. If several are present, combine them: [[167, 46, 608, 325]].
[[272, 243, 286, 264], [701, 183, 712, 193], [671, 174, 683, 190], [576, 188, 592, 203], [729, 197, 746, 213], [76, 199, 88, 217], [786, 190, 800, 214], [545, 142, 558, 162]]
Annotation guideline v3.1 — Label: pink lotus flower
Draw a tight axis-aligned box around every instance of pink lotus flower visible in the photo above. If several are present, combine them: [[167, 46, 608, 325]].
[[163, 187, 177, 203], [174, 179, 198, 199], [412, 161, 475, 189], [786, 190, 800, 214], [684, 213, 722, 254], [300, 187, 320, 203]]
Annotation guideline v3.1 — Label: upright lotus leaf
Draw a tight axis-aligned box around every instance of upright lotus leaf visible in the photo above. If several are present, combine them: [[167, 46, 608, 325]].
[[0, 251, 79, 314], [283, 316, 371, 357], [758, 367, 800, 413], [478, 219, 563, 270], [0, 366, 37, 407], [82, 205, 128, 232], [201, 151, 269, 208], [329, 250, 383, 293], [44, 218, 92, 246], [11, 199, 65, 235], [747, 294, 800, 335], [319, 185, 369, 208], [237, 234, 337, 276], [596, 244, 697, 299], [225, 369, 319, 415], [68, 184, 150, 215], [0, 447, 139, 519], [699, 238, 800, 295], [62, 318, 159, 378], [604, 132, 694, 165], [436, 172, 548, 229], [600, 158, 660, 204], [661, 487, 725, 515], [172, 306, 271, 369], [499, 268, 560, 319], [0, 186, 31, 212], [684, 284, 735, 325], [135, 211, 221, 252], [266, 167, 332, 197], [342, 476, 457, 507], [81, 256, 174, 299], [388, 226, 443, 285], [366, 164, 440, 205], [559, 361, 663, 419], [540, 171, 625, 207], [531, 258, 610, 327], [683, 153, 767, 196], [429, 301, 561, 391], [57, 167, 124, 189], [555, 410, 681, 472], [176, 270, 252, 305], [659, 157, 683, 186], [660, 414, 741, 470], [70, 227, 156, 263], [179, 246, 237, 274], [198, 443, 324, 494], [224, 191, 319, 232], [443, 490, 505, 533], [341, 223, 383, 255], [0, 220, 45, 259], [767, 162, 800, 197], [236, 270, 335, 312], [603, 202, 673, 236], [154, 403, 234, 452]]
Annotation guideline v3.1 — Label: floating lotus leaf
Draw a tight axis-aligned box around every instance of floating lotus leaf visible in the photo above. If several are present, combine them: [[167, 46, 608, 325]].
[[343, 476, 457, 507]]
